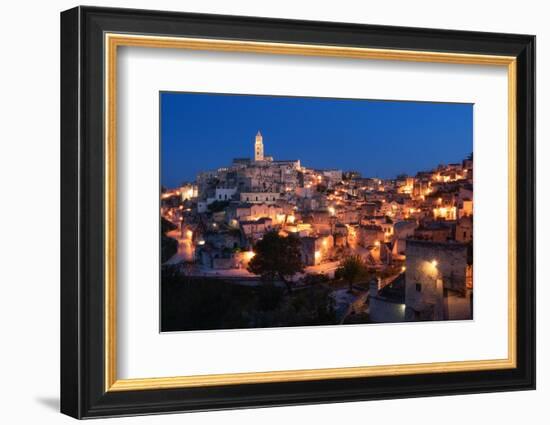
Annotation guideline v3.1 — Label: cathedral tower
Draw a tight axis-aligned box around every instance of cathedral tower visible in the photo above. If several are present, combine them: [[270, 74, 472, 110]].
[[254, 131, 264, 161]]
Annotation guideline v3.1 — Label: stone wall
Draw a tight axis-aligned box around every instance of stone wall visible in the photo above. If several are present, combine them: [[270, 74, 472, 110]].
[[405, 239, 470, 320]]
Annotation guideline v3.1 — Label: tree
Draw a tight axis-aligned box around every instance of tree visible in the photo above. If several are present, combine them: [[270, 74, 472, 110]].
[[337, 255, 368, 292], [247, 231, 304, 293], [161, 235, 178, 263], [161, 217, 178, 263], [207, 200, 229, 213]]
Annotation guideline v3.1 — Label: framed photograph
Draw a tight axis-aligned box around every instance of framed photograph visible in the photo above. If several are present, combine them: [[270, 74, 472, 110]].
[[60, 6, 535, 419]]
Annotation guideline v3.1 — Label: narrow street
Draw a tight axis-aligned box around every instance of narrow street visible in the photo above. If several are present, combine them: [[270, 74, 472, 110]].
[[165, 228, 195, 264]]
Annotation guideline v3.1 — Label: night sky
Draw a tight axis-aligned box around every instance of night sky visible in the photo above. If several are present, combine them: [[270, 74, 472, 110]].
[[161, 92, 473, 188]]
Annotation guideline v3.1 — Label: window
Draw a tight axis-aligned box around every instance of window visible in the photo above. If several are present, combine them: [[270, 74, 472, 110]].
[[415, 283, 422, 292]]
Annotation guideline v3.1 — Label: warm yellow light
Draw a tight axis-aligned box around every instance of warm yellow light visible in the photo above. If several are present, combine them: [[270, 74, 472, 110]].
[[401, 266, 406, 272], [186, 230, 193, 239], [197, 240, 205, 246], [322, 239, 328, 247], [431, 260, 438, 267], [374, 240, 380, 247], [328, 206, 336, 216], [315, 251, 321, 259], [245, 251, 256, 260]]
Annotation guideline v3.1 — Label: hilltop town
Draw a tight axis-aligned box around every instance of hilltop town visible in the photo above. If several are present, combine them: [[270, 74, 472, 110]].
[[161, 131, 473, 324]]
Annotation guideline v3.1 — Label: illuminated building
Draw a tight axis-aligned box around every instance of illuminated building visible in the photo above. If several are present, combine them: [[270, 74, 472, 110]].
[[404, 240, 472, 321], [254, 130, 264, 161]]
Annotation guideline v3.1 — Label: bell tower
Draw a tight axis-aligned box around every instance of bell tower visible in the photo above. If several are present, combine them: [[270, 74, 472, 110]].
[[254, 131, 264, 161]]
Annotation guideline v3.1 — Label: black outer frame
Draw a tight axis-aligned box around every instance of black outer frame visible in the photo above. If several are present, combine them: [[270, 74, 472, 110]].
[[60, 6, 535, 419]]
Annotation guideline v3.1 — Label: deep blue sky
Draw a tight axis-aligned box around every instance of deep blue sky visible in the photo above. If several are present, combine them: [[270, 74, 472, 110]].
[[161, 92, 472, 188]]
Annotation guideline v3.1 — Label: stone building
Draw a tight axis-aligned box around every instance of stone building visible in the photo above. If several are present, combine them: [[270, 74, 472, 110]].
[[455, 215, 473, 243], [214, 187, 237, 201], [254, 130, 264, 161], [240, 192, 280, 204], [300, 234, 334, 266], [404, 239, 473, 321], [414, 221, 453, 242], [240, 217, 273, 241], [357, 224, 385, 248]]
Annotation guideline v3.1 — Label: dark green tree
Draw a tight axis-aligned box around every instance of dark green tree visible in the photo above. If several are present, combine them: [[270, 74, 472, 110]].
[[247, 231, 304, 293], [207, 200, 230, 213], [337, 255, 368, 292]]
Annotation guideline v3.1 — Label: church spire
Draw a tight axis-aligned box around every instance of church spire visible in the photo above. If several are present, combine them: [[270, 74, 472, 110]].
[[254, 131, 264, 161]]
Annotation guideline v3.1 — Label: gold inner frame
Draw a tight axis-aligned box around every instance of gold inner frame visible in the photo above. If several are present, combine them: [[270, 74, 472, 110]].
[[104, 33, 517, 392]]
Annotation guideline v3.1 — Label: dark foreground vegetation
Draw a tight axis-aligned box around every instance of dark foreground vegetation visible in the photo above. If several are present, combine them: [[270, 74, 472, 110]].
[[161, 269, 337, 331]]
